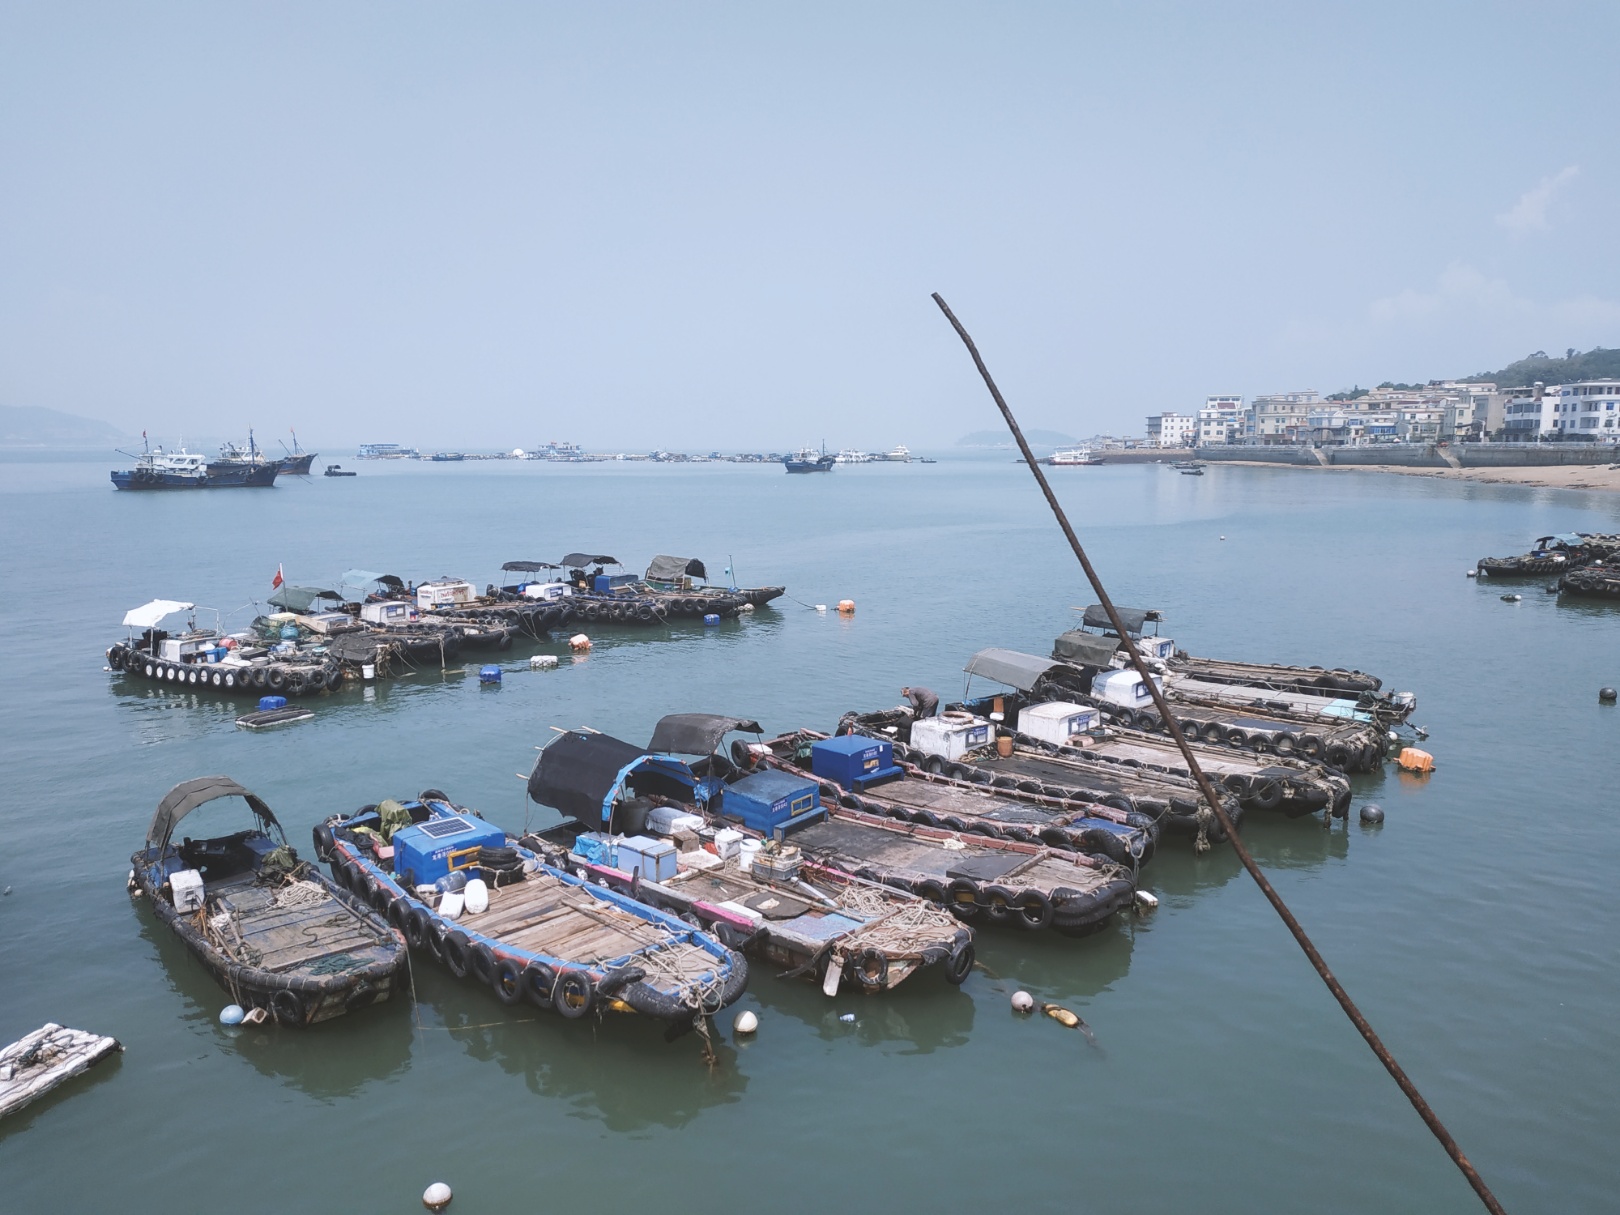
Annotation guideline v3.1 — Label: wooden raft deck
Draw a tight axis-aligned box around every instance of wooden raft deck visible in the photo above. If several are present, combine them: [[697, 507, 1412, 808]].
[[1031, 739, 1267, 779], [793, 817, 1110, 891], [861, 779, 1067, 826], [210, 880, 393, 975], [471, 874, 720, 980], [964, 751, 1198, 798]]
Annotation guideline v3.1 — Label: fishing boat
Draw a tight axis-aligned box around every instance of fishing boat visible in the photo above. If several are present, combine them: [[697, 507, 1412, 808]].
[[783, 445, 836, 473], [209, 431, 282, 481], [525, 725, 972, 994], [1048, 447, 1104, 466], [632, 714, 1138, 936], [1177, 464, 1205, 475], [130, 777, 406, 1025], [107, 599, 344, 696], [111, 439, 277, 490], [874, 444, 912, 463], [640, 554, 785, 609], [1478, 533, 1620, 578], [323, 464, 356, 476], [277, 431, 317, 475], [558, 553, 745, 624], [315, 790, 747, 1032]]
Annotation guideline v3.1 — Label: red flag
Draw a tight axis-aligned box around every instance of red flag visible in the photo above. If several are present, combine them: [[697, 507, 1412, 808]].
[[271, 564, 283, 589]]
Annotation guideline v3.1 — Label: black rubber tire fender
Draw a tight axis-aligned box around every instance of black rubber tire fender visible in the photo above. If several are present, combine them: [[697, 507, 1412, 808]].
[[467, 943, 496, 986], [1226, 726, 1249, 747], [522, 962, 556, 1007], [552, 969, 595, 1019], [386, 896, 409, 933], [270, 989, 304, 1026], [1273, 733, 1297, 756], [266, 667, 288, 692], [1250, 779, 1284, 812], [1325, 741, 1352, 769], [852, 947, 889, 989], [442, 930, 472, 979], [1299, 733, 1325, 760], [945, 877, 980, 921], [913, 878, 947, 905], [983, 884, 1015, 923], [1017, 889, 1054, 930], [311, 824, 335, 862], [249, 666, 267, 689], [404, 906, 431, 952], [944, 939, 974, 985], [491, 957, 525, 1005], [1200, 723, 1224, 745]]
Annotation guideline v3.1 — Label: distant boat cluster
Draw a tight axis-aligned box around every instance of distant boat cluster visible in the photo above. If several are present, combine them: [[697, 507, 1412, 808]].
[[353, 441, 931, 468], [111, 431, 315, 491]]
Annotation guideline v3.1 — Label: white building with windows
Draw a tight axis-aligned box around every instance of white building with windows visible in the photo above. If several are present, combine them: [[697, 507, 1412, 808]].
[[1502, 381, 1620, 440], [1196, 396, 1244, 446], [1145, 412, 1196, 448]]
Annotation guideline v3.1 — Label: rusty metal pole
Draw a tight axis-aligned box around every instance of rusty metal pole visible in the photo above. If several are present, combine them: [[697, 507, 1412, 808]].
[[931, 291, 1507, 1215]]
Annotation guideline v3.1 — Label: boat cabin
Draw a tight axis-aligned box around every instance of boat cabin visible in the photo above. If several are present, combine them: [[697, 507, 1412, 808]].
[[1091, 668, 1165, 710], [416, 579, 476, 610], [362, 600, 419, 625]]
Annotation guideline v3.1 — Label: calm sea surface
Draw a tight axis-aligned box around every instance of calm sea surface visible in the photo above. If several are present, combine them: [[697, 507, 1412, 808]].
[[2, 451, 1616, 1213]]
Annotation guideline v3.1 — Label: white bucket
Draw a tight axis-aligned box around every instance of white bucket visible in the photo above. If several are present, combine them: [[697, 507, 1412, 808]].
[[737, 838, 763, 868], [361, 663, 376, 680]]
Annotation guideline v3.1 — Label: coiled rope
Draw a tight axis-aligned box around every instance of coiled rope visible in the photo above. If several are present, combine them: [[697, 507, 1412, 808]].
[[933, 291, 1507, 1215]]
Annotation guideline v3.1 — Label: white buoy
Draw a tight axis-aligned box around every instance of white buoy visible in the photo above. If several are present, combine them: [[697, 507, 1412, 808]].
[[739, 602, 755, 612], [423, 1182, 452, 1211], [838, 1012, 855, 1023], [1133, 889, 1159, 911], [734, 1010, 758, 1035], [529, 654, 559, 670], [1466, 569, 1477, 577], [814, 604, 827, 613], [1011, 990, 1035, 1013], [569, 633, 592, 650], [462, 879, 489, 916]]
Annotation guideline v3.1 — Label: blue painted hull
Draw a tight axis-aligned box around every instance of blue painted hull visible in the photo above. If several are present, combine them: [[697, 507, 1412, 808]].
[[112, 464, 278, 490]]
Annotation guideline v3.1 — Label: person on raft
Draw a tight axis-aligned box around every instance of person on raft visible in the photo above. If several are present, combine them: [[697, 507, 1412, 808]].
[[902, 686, 939, 718]]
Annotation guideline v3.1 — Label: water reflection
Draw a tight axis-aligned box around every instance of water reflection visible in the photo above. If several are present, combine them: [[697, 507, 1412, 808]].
[[745, 970, 976, 1055]]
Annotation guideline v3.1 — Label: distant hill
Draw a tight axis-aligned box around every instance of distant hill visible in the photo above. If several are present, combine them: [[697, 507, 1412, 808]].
[[957, 428, 1078, 447], [0, 405, 130, 447], [1463, 346, 1620, 389]]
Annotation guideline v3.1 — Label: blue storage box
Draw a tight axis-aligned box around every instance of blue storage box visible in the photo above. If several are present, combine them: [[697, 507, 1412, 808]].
[[391, 814, 507, 887], [573, 833, 616, 868], [811, 735, 904, 792], [720, 770, 822, 834]]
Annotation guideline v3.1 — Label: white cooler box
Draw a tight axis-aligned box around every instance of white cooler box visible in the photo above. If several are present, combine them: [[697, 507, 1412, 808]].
[[911, 713, 994, 761], [1019, 702, 1100, 747]]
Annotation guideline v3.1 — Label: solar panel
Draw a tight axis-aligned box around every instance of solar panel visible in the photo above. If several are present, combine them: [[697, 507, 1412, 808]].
[[416, 816, 475, 840]]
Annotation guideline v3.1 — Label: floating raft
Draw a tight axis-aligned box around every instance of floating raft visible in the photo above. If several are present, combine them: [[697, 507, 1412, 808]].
[[235, 704, 315, 729], [0, 1024, 122, 1119]]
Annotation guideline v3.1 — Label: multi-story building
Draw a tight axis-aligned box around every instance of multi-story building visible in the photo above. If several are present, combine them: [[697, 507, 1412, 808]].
[[1545, 380, 1620, 440], [1196, 396, 1244, 446], [1242, 392, 1319, 444], [1145, 412, 1196, 448], [1502, 385, 1549, 439]]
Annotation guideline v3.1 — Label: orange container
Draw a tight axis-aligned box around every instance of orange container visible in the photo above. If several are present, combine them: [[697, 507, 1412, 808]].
[[1397, 747, 1434, 773]]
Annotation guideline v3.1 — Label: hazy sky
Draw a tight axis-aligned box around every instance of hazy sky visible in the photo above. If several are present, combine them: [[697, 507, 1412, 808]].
[[3, 2, 1616, 449]]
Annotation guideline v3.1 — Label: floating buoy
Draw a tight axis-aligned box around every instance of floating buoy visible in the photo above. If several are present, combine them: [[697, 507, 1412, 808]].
[[361, 662, 377, 680], [1466, 569, 1477, 577], [478, 665, 501, 684], [734, 1010, 758, 1035], [568, 634, 591, 651], [462, 879, 490, 915], [702, 613, 721, 626], [1219, 535, 1226, 541], [219, 1004, 245, 1026], [1040, 1003, 1081, 1028], [837, 599, 856, 615], [530, 655, 559, 670], [1359, 804, 1385, 825], [814, 604, 827, 613], [423, 1182, 452, 1211], [1010, 990, 1034, 1013], [1133, 889, 1159, 911], [838, 1012, 855, 1023], [739, 602, 755, 612], [1600, 687, 1617, 704], [1501, 594, 1521, 602], [1397, 747, 1434, 773], [258, 695, 287, 711]]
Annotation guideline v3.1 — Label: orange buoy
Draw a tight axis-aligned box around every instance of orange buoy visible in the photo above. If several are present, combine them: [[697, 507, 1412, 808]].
[[568, 633, 592, 651], [837, 599, 855, 615], [1397, 747, 1434, 773]]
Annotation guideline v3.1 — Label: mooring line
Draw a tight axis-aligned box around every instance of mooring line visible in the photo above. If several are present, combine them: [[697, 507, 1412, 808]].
[[931, 291, 1507, 1215]]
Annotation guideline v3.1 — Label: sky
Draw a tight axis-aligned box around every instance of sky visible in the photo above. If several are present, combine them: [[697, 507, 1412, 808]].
[[2, 1, 1617, 449]]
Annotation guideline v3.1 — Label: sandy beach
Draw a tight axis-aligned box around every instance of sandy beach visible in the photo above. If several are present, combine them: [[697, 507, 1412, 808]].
[[1224, 461, 1620, 493]]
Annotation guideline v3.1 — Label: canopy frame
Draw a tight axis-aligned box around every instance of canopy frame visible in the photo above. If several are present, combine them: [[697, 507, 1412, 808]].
[[144, 776, 286, 853], [528, 730, 701, 830]]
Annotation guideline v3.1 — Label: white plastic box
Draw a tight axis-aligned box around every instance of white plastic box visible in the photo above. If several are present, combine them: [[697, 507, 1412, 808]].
[[1019, 702, 1101, 747], [647, 806, 705, 837], [911, 713, 994, 761], [171, 868, 205, 913]]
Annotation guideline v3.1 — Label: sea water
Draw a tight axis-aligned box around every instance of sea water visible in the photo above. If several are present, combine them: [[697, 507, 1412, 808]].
[[1, 451, 1617, 1212]]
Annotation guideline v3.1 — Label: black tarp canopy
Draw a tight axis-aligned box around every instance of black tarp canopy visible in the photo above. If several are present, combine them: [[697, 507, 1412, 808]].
[[1081, 605, 1162, 635], [962, 648, 1059, 692], [644, 555, 706, 582], [145, 776, 282, 849], [528, 730, 697, 825], [1053, 630, 1123, 667], [648, 713, 763, 756], [501, 560, 560, 573], [268, 585, 345, 612], [559, 553, 618, 569]]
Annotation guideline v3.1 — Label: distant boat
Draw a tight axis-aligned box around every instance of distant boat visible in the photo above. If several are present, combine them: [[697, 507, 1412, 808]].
[[427, 452, 466, 462], [1172, 459, 1207, 475], [278, 430, 316, 475], [875, 444, 912, 463], [356, 443, 417, 459], [209, 430, 282, 480], [1049, 447, 1104, 466], [834, 448, 872, 464], [324, 464, 356, 477], [113, 439, 277, 490], [784, 445, 836, 474]]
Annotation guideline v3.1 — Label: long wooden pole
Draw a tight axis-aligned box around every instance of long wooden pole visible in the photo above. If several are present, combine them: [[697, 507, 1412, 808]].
[[931, 291, 1507, 1215]]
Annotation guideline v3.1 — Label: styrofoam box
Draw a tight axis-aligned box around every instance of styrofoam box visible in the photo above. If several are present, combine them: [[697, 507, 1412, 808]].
[[171, 868, 205, 913], [911, 714, 993, 761], [1020, 702, 1101, 747]]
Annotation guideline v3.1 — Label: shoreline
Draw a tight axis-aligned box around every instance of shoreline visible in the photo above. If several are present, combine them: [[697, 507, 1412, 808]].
[[1214, 460, 1620, 493]]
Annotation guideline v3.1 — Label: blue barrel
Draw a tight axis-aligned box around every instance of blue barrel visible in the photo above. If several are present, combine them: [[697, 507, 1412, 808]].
[[258, 695, 287, 711], [479, 665, 502, 684], [703, 613, 721, 626]]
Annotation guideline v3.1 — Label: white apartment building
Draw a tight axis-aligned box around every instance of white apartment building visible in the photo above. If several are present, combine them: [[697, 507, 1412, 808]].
[[1196, 396, 1244, 446], [1503, 381, 1620, 440], [1145, 412, 1196, 448], [1243, 392, 1319, 444]]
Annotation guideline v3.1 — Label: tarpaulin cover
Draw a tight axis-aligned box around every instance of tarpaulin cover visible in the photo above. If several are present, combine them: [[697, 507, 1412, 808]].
[[123, 599, 194, 628], [559, 553, 618, 568], [1081, 605, 1162, 635], [645, 555, 706, 582], [501, 560, 560, 572], [962, 648, 1058, 692], [146, 775, 280, 849], [268, 585, 344, 612], [648, 713, 763, 756], [528, 731, 698, 824], [1053, 630, 1123, 667]]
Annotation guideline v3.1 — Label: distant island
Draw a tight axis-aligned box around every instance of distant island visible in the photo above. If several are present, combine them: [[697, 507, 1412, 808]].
[[957, 428, 1078, 448], [0, 405, 130, 447]]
